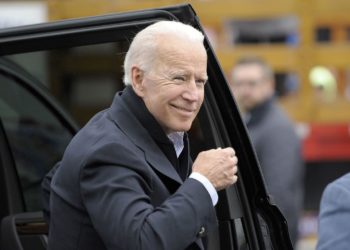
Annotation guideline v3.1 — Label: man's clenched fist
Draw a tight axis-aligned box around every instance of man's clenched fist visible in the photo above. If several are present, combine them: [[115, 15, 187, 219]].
[[192, 147, 238, 190]]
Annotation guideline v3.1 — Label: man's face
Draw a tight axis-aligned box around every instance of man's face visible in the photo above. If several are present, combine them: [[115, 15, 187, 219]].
[[229, 64, 273, 113], [132, 35, 207, 134]]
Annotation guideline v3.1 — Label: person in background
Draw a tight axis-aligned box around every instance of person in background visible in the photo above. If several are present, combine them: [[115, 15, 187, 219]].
[[44, 20, 238, 250], [316, 173, 350, 250], [229, 56, 304, 245]]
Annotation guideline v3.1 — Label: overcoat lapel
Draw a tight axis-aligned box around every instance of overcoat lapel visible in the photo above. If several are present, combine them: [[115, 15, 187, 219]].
[[109, 89, 205, 250], [108, 90, 183, 185]]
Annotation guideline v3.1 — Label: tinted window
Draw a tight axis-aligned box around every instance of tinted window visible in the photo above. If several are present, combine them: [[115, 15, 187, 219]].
[[189, 103, 249, 249], [7, 43, 127, 126], [0, 71, 73, 211]]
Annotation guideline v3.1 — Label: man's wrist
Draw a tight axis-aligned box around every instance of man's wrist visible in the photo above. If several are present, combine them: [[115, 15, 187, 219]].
[[189, 172, 218, 206]]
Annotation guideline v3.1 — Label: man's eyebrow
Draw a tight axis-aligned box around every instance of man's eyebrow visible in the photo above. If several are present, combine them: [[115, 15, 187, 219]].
[[197, 74, 208, 80], [167, 69, 208, 79]]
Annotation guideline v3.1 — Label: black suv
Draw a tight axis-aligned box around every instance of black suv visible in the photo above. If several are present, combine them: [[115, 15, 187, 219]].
[[0, 4, 291, 250]]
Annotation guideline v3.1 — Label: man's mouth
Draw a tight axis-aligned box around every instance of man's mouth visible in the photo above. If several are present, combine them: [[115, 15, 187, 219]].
[[171, 104, 196, 115]]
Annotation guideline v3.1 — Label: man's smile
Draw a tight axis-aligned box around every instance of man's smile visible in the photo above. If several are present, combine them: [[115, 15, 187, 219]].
[[170, 104, 196, 116]]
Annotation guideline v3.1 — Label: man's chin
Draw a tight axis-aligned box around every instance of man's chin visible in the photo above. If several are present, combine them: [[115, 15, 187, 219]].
[[239, 101, 256, 111], [164, 123, 192, 134], [173, 123, 192, 133], [237, 104, 250, 113]]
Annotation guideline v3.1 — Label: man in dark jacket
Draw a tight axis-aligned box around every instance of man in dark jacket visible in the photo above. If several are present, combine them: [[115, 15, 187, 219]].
[[45, 21, 238, 250], [229, 57, 304, 245]]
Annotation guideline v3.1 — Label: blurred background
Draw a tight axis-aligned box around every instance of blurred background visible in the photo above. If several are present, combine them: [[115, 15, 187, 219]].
[[1, 0, 350, 249]]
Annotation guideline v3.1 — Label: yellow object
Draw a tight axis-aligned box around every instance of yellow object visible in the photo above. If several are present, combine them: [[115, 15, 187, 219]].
[[309, 66, 337, 101]]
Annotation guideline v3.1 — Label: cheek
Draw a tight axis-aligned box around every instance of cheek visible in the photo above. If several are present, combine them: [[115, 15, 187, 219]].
[[165, 86, 185, 102], [258, 86, 270, 97], [236, 89, 249, 100], [198, 91, 205, 105], [255, 90, 267, 102]]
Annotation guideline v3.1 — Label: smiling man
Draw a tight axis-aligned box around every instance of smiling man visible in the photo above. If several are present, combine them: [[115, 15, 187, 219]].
[[46, 21, 238, 250]]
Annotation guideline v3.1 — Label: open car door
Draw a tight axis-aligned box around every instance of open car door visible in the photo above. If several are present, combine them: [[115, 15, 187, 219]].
[[0, 4, 292, 249], [0, 56, 77, 249]]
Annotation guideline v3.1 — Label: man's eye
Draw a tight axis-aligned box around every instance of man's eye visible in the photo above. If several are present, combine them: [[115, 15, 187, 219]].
[[173, 76, 186, 82], [196, 79, 207, 86]]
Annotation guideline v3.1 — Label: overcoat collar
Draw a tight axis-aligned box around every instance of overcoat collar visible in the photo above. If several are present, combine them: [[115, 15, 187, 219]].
[[246, 96, 274, 127], [108, 86, 183, 185]]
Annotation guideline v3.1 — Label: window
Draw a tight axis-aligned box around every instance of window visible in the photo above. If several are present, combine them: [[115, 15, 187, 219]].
[[0, 69, 73, 211], [189, 106, 249, 249]]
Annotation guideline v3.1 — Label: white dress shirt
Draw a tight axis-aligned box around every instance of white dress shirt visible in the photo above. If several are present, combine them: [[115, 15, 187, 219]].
[[167, 132, 218, 206]]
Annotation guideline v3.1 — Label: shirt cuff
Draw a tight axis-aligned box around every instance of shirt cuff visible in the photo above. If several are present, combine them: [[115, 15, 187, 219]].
[[189, 172, 218, 206]]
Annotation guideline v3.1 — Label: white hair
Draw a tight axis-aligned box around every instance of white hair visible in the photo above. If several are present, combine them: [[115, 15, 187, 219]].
[[123, 21, 205, 85]]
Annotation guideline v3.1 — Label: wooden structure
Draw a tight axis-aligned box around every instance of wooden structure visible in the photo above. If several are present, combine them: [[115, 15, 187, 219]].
[[47, 0, 350, 123]]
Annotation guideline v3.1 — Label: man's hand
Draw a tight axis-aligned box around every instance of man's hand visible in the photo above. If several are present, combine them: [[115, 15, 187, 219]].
[[192, 147, 238, 191]]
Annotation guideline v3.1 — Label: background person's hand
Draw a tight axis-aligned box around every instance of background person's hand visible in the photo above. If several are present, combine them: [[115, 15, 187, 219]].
[[192, 147, 238, 190]]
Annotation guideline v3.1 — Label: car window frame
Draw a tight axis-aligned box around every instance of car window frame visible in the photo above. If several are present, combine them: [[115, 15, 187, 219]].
[[0, 117, 25, 216], [0, 57, 79, 213], [0, 58, 79, 134]]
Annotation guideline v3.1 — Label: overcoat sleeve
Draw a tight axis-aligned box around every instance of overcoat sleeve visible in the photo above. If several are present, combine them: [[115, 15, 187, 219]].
[[80, 142, 216, 250]]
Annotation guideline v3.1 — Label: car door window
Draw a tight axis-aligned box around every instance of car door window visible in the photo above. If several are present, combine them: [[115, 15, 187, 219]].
[[6, 42, 127, 127], [0, 69, 73, 211], [187, 84, 255, 249]]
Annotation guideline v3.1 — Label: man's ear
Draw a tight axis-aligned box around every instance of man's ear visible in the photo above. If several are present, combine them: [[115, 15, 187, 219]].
[[131, 66, 145, 97]]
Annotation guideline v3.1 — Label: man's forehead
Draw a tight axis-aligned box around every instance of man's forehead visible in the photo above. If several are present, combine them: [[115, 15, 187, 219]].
[[233, 64, 264, 78], [155, 39, 206, 63], [156, 34, 205, 51]]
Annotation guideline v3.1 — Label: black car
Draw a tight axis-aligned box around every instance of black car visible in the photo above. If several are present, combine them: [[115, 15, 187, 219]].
[[0, 4, 292, 250]]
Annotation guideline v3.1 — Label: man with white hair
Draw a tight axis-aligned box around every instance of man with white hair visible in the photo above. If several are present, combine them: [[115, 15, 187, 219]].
[[46, 21, 238, 250]]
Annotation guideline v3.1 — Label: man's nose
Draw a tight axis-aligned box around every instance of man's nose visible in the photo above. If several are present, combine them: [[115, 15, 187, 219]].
[[239, 83, 252, 94], [182, 80, 200, 101]]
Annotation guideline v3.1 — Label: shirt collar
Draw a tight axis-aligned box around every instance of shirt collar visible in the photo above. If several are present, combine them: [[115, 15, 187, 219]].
[[167, 132, 184, 157]]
